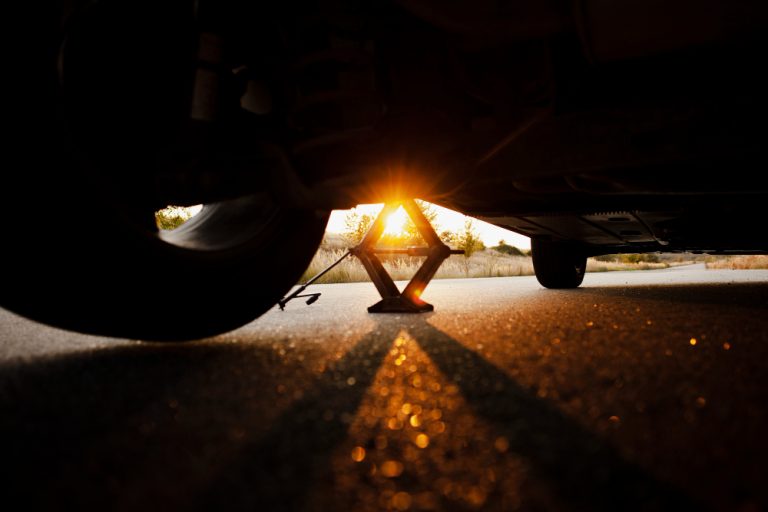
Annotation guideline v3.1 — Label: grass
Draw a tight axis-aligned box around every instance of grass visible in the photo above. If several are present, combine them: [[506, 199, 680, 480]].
[[299, 245, 686, 284], [586, 259, 670, 272], [705, 255, 768, 269], [301, 233, 765, 285], [299, 248, 535, 284]]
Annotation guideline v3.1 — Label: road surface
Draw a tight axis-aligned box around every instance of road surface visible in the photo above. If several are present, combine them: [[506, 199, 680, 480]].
[[1, 265, 767, 511]]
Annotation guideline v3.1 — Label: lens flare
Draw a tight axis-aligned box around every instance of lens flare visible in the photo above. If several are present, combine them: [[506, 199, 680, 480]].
[[383, 206, 409, 236]]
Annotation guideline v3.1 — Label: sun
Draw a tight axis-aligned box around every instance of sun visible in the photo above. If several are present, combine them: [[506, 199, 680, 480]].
[[383, 206, 409, 236]]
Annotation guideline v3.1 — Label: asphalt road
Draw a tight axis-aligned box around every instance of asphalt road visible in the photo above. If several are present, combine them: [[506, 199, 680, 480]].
[[2, 265, 767, 511]]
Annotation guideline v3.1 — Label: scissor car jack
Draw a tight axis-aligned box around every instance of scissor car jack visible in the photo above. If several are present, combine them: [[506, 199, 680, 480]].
[[279, 199, 463, 312]]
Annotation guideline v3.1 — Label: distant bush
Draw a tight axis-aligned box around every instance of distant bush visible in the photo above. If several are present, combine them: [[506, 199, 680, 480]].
[[492, 240, 524, 256], [622, 253, 660, 264]]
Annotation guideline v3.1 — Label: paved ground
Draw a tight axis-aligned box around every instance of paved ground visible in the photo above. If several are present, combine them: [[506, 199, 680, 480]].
[[1, 265, 767, 511]]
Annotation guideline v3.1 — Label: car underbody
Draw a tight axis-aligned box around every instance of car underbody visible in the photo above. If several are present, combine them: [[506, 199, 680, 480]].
[[3, 0, 767, 338]]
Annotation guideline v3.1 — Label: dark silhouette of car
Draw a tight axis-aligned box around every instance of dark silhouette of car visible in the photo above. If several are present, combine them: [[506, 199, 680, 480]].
[[4, 0, 767, 339]]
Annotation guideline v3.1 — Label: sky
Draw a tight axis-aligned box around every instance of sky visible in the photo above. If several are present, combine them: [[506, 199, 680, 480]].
[[325, 202, 530, 249]]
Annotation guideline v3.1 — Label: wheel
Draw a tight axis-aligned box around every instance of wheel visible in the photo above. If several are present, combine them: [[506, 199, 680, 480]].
[[1, 180, 328, 340], [1, 172, 328, 340], [1, 1, 329, 340], [531, 239, 587, 289]]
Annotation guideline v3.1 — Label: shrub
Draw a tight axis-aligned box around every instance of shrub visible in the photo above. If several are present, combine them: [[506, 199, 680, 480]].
[[155, 205, 199, 230], [492, 240, 524, 256]]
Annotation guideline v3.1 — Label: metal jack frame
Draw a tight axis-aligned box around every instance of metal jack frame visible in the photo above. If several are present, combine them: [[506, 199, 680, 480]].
[[352, 199, 464, 313], [279, 199, 462, 312]]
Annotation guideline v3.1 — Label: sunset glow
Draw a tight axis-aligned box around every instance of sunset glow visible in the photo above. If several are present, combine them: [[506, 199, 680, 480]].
[[326, 202, 531, 249], [383, 206, 409, 236]]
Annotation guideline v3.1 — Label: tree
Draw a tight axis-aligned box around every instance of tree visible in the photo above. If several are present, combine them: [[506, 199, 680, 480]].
[[455, 219, 484, 258], [343, 210, 374, 245]]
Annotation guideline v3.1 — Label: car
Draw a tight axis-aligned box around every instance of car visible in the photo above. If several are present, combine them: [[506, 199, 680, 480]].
[[3, 0, 767, 340]]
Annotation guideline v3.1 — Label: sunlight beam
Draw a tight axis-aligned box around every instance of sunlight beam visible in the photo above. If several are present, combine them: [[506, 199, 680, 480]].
[[383, 206, 409, 237]]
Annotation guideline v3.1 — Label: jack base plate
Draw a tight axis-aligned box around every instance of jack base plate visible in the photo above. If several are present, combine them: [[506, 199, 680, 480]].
[[367, 297, 434, 313]]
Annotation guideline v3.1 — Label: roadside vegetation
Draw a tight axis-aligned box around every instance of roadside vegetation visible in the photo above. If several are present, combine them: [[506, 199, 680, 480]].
[[300, 244, 535, 283], [154, 204, 767, 283], [155, 205, 201, 230], [299, 204, 702, 284], [300, 237, 714, 284], [587, 253, 671, 272], [300, 204, 534, 282], [705, 255, 768, 269]]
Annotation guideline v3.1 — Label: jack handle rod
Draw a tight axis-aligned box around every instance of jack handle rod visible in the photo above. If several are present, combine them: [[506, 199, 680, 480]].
[[278, 249, 352, 310]]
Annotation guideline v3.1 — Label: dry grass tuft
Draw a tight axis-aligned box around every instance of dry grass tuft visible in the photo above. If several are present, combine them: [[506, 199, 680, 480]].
[[587, 259, 669, 272], [300, 249, 535, 284], [705, 255, 768, 270]]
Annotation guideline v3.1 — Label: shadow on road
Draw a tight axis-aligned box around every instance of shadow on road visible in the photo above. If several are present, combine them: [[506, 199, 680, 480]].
[[408, 317, 696, 511], [201, 322, 400, 511], [1, 316, 700, 510]]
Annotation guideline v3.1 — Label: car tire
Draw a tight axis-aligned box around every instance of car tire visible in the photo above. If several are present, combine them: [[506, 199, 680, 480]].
[[531, 239, 587, 289], [1, 2, 331, 340], [1, 169, 328, 341]]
